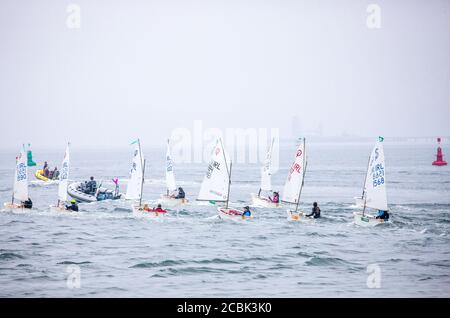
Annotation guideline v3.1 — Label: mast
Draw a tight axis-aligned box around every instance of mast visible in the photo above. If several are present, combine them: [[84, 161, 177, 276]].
[[294, 138, 306, 213], [219, 138, 232, 209], [259, 137, 275, 197], [139, 159, 146, 207], [361, 154, 370, 199]]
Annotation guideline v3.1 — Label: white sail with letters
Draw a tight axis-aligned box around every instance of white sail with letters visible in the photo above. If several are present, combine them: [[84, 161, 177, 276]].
[[260, 138, 274, 192], [363, 139, 388, 211], [166, 140, 177, 193], [13, 145, 28, 202], [125, 139, 144, 200], [282, 138, 306, 205], [197, 138, 231, 202], [58, 144, 70, 202]]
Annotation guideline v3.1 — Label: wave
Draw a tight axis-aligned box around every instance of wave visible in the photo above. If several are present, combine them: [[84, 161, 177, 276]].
[[57, 261, 92, 265], [305, 256, 353, 267], [0, 252, 24, 260], [130, 259, 186, 268]]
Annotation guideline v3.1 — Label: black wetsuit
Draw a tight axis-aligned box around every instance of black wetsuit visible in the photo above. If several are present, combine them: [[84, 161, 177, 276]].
[[23, 199, 32, 209], [175, 189, 185, 199], [66, 203, 79, 212], [306, 206, 321, 218]]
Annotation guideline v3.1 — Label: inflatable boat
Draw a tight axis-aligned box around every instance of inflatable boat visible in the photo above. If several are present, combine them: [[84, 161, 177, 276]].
[[67, 182, 122, 203], [35, 169, 59, 182]]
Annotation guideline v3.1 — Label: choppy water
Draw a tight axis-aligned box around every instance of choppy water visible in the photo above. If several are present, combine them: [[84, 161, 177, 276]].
[[0, 142, 449, 297]]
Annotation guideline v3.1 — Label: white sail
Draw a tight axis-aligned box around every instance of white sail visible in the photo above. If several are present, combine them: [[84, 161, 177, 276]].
[[125, 140, 143, 200], [166, 140, 177, 192], [260, 138, 274, 192], [197, 138, 231, 202], [281, 139, 306, 204], [363, 139, 388, 211], [58, 144, 70, 202], [13, 146, 28, 202]]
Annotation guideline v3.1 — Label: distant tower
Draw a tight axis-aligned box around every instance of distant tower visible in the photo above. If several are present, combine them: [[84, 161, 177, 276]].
[[432, 137, 447, 166]]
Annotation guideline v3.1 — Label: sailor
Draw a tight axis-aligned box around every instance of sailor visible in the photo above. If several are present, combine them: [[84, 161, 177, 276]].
[[242, 206, 252, 217], [43, 161, 48, 171], [51, 167, 59, 180], [375, 210, 389, 220], [66, 199, 79, 212], [154, 204, 165, 212], [269, 191, 280, 203], [43, 166, 50, 178], [175, 187, 185, 199], [23, 198, 32, 209], [306, 202, 321, 218], [85, 176, 97, 194]]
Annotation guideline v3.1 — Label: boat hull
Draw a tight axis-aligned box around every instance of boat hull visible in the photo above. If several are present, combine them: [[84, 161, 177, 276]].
[[158, 195, 189, 207], [353, 212, 388, 227], [251, 194, 280, 208], [132, 204, 167, 217], [286, 210, 307, 222], [35, 169, 59, 183], [3, 202, 31, 212], [217, 207, 252, 221], [68, 182, 121, 203]]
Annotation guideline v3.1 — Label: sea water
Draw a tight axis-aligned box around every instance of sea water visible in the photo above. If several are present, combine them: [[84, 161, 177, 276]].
[[0, 141, 449, 297]]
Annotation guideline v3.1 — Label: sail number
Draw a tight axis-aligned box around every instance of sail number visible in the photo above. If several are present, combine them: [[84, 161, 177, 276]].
[[371, 163, 385, 187], [17, 163, 26, 181], [61, 162, 69, 180], [206, 160, 220, 179], [288, 162, 302, 181]]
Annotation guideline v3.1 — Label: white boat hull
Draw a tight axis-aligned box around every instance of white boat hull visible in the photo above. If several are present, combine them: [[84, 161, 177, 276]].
[[286, 210, 308, 222], [251, 194, 280, 208], [353, 212, 388, 227], [49, 204, 77, 213], [217, 207, 252, 222], [157, 195, 189, 207], [2, 202, 32, 213]]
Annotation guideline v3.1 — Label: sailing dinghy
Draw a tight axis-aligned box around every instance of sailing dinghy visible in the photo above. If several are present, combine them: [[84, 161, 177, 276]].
[[353, 137, 389, 227], [129, 140, 167, 217], [3, 145, 31, 211], [126, 139, 144, 201], [158, 139, 189, 207], [283, 138, 309, 222], [197, 138, 251, 221], [50, 144, 72, 212], [250, 137, 280, 208]]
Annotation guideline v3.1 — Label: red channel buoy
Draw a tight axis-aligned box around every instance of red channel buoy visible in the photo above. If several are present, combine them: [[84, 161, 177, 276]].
[[432, 137, 447, 166]]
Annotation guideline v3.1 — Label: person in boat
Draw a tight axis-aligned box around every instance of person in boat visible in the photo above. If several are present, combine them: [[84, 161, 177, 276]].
[[85, 176, 97, 195], [269, 191, 280, 203], [376, 210, 389, 220], [23, 198, 32, 209], [175, 187, 185, 199], [51, 167, 59, 180], [65, 199, 79, 212], [43, 161, 48, 171], [242, 206, 252, 217], [154, 204, 165, 212], [306, 202, 321, 218], [43, 166, 50, 178]]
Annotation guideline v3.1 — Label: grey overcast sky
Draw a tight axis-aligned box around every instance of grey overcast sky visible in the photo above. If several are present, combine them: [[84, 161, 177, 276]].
[[0, 0, 449, 149]]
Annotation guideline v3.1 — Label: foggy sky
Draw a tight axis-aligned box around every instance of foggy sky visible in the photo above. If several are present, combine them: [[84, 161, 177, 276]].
[[1, 0, 449, 149]]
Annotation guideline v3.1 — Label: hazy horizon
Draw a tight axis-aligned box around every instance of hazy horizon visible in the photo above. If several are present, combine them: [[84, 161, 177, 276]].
[[1, 0, 449, 149]]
